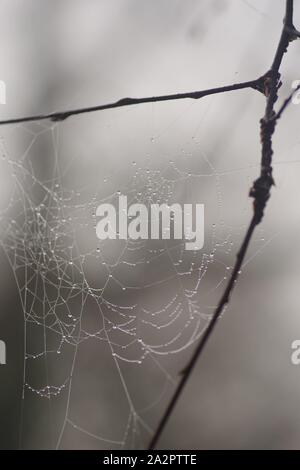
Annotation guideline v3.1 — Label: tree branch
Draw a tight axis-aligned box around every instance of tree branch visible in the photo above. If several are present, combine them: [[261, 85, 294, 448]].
[[0, 79, 265, 126], [148, 0, 298, 450]]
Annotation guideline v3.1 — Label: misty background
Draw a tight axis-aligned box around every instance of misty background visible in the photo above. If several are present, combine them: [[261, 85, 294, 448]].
[[0, 0, 300, 450]]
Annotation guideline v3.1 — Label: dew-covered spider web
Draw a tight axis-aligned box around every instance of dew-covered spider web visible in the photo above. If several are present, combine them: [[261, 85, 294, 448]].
[[0, 97, 268, 449]]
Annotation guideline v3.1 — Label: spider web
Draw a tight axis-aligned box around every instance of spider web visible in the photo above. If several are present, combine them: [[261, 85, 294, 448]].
[[0, 97, 266, 449]]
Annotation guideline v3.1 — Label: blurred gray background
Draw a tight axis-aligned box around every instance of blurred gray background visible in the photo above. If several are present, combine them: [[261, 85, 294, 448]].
[[0, 0, 300, 450]]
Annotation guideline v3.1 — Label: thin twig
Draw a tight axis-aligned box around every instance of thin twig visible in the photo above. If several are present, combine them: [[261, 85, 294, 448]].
[[148, 0, 298, 450], [274, 83, 300, 120], [0, 79, 264, 126]]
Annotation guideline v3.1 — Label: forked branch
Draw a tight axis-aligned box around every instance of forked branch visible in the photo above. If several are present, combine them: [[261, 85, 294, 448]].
[[148, 0, 299, 450]]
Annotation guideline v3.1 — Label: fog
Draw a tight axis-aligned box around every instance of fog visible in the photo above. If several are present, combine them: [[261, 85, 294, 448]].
[[0, 0, 300, 450]]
